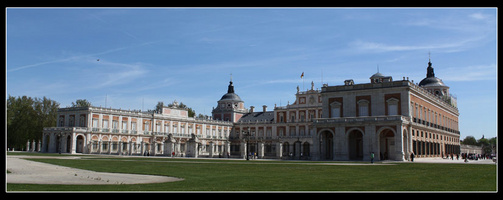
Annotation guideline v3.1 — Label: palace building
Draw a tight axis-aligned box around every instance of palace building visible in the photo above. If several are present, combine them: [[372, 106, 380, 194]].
[[42, 59, 460, 161]]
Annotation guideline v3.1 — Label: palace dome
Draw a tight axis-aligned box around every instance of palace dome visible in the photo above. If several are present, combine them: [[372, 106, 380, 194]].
[[419, 76, 446, 87], [219, 81, 243, 102], [418, 60, 447, 87]]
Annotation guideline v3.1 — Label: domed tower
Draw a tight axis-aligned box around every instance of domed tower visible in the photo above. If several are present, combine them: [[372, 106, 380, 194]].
[[212, 80, 248, 122], [418, 59, 450, 97]]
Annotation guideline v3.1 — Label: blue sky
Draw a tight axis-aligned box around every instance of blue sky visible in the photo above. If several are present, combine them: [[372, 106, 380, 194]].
[[6, 8, 497, 139]]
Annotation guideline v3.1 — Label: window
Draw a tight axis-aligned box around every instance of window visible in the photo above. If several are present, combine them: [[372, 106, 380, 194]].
[[386, 98, 399, 115], [93, 119, 99, 128], [69, 115, 75, 127], [131, 122, 137, 131], [330, 101, 341, 118], [357, 99, 369, 117], [80, 116, 86, 127], [122, 121, 127, 130]]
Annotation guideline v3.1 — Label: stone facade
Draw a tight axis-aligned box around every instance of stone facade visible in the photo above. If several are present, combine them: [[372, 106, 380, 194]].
[[42, 60, 460, 161], [42, 104, 233, 157]]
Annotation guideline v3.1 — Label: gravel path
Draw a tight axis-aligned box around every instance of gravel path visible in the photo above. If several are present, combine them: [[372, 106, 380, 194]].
[[6, 156, 183, 185]]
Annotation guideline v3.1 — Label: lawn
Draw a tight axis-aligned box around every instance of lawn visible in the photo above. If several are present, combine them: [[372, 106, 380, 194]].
[[6, 153, 497, 192]]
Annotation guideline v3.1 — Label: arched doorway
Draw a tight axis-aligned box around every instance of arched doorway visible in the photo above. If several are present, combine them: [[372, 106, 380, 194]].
[[55, 134, 61, 153], [66, 135, 72, 153], [320, 131, 333, 160], [379, 128, 395, 160], [302, 142, 310, 159], [348, 129, 363, 160], [283, 142, 290, 158], [76, 135, 85, 153], [293, 141, 302, 159]]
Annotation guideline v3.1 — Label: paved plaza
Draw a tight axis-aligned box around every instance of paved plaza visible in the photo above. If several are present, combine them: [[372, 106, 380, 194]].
[[411, 157, 496, 164]]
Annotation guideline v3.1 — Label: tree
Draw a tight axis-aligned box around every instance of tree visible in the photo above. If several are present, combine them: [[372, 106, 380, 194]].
[[71, 99, 92, 107], [7, 95, 59, 150], [477, 137, 494, 155], [461, 136, 477, 145], [166, 101, 196, 117], [155, 101, 164, 113]]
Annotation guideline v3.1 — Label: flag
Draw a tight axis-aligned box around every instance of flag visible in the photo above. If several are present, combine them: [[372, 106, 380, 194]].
[[300, 72, 304, 79]]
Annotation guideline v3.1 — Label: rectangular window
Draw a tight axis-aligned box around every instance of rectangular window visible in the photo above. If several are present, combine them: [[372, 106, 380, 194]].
[[359, 105, 369, 116], [331, 107, 340, 118], [388, 104, 398, 115], [131, 122, 137, 131]]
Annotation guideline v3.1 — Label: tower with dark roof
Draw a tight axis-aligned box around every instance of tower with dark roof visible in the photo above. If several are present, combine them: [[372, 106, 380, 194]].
[[212, 80, 248, 122], [418, 59, 450, 97]]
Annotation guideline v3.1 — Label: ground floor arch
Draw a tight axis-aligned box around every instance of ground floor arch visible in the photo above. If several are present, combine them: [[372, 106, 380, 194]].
[[319, 130, 334, 160], [302, 142, 310, 159], [347, 129, 364, 160], [378, 128, 395, 160], [76, 135, 85, 153]]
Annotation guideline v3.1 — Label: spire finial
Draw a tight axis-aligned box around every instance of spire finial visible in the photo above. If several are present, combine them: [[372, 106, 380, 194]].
[[230, 73, 233, 82], [377, 64, 379, 73], [428, 51, 431, 63]]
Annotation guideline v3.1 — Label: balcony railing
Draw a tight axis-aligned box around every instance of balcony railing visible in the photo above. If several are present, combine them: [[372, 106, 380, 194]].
[[313, 115, 409, 125]]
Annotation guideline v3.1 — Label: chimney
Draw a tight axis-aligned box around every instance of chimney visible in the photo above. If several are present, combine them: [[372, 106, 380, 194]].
[[250, 106, 255, 113], [262, 105, 267, 112]]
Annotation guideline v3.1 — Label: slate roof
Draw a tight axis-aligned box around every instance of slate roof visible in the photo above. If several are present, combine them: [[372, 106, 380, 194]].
[[238, 111, 275, 123]]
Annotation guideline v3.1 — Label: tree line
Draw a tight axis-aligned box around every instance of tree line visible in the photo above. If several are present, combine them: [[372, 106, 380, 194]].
[[7, 95, 59, 150], [461, 135, 497, 155]]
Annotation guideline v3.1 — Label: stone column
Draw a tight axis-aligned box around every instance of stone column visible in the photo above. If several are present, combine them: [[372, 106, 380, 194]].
[[241, 141, 247, 159], [395, 124, 405, 161], [31, 140, 36, 152], [98, 141, 102, 154], [118, 142, 123, 155], [364, 125, 376, 161], [209, 141, 214, 157], [258, 142, 264, 159], [276, 142, 283, 159], [224, 141, 231, 158], [89, 141, 94, 154]]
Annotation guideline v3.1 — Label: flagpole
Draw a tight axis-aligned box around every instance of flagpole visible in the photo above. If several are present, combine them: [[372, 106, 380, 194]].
[[301, 72, 305, 91], [303, 77, 305, 91]]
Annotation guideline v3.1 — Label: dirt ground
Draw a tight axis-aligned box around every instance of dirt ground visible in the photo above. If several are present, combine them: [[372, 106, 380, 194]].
[[6, 155, 183, 185]]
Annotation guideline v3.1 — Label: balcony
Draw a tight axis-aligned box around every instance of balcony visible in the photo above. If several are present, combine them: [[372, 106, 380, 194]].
[[313, 115, 409, 125]]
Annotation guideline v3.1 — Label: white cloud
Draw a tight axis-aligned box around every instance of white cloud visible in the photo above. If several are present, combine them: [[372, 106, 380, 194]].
[[438, 64, 496, 82], [468, 13, 488, 20], [91, 61, 149, 88], [350, 36, 486, 53]]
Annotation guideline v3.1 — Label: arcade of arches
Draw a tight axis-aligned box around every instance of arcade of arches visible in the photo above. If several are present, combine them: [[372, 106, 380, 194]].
[[315, 126, 407, 161]]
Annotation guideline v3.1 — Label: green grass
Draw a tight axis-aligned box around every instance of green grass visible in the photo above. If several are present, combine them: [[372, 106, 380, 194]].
[[7, 154, 497, 192]]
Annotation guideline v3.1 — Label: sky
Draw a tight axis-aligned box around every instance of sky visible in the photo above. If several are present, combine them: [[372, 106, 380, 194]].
[[6, 8, 497, 139]]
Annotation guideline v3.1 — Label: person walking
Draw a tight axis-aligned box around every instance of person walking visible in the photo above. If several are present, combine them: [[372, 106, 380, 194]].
[[410, 152, 415, 162], [370, 152, 375, 164]]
